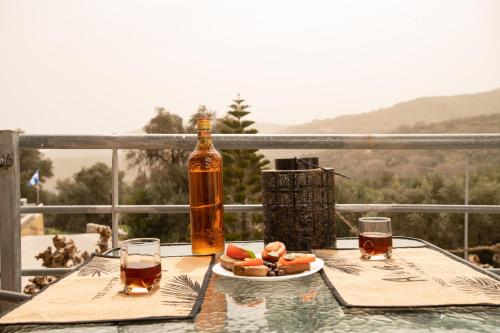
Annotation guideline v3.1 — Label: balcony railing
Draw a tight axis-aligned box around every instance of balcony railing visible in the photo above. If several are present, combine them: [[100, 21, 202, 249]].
[[1, 131, 500, 294]]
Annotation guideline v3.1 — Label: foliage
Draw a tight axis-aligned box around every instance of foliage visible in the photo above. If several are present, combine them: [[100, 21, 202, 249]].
[[127, 107, 187, 167], [218, 95, 269, 240], [17, 129, 54, 204], [46, 163, 125, 232], [26, 100, 500, 252], [335, 166, 500, 250], [306, 113, 500, 181], [123, 107, 191, 242], [124, 102, 269, 242]]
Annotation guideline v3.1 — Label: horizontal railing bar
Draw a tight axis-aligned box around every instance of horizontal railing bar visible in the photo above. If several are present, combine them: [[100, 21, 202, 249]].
[[21, 268, 74, 276], [22, 205, 113, 214], [20, 204, 500, 214], [0, 290, 32, 302], [19, 204, 263, 214], [336, 204, 500, 214], [19, 134, 500, 150], [0, 267, 76, 278]]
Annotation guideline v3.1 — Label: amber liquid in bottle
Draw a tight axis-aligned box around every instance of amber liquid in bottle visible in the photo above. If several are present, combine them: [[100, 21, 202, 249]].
[[188, 118, 225, 255]]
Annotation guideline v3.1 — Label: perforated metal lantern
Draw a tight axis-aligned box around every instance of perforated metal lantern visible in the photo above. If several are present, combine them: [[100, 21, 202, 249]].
[[262, 163, 336, 251]]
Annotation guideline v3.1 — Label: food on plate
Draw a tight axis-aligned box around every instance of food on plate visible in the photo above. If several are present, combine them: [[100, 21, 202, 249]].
[[220, 244, 256, 271], [219, 242, 317, 277], [277, 253, 316, 275], [239, 258, 264, 266], [226, 244, 256, 260], [261, 241, 286, 262], [220, 255, 241, 271], [233, 258, 268, 277]]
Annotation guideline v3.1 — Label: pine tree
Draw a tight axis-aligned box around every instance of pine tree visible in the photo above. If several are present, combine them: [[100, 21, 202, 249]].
[[219, 94, 269, 239]]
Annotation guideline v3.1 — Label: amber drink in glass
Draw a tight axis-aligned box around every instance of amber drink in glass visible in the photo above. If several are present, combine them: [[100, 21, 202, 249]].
[[188, 118, 225, 255], [120, 238, 161, 294], [358, 217, 392, 260]]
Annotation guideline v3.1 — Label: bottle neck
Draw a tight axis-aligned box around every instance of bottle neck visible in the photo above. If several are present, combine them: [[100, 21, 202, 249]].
[[197, 128, 212, 148]]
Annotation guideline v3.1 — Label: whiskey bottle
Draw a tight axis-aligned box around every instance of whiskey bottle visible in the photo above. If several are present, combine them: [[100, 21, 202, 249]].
[[188, 118, 225, 255]]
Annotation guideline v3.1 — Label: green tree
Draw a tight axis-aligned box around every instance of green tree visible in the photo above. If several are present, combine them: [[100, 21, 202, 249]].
[[47, 163, 125, 232], [123, 107, 191, 242], [218, 95, 269, 240], [127, 107, 187, 167], [335, 167, 500, 252], [17, 130, 54, 204]]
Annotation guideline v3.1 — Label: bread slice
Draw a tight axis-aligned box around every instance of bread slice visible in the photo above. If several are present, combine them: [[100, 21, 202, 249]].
[[233, 264, 268, 277], [278, 262, 310, 275], [220, 254, 242, 271]]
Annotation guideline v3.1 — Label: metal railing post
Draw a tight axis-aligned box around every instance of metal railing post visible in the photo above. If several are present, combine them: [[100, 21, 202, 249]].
[[464, 154, 469, 260], [0, 130, 22, 293], [111, 149, 119, 248]]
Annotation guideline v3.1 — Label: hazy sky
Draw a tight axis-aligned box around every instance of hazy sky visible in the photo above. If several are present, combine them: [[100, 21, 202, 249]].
[[1, 0, 499, 134]]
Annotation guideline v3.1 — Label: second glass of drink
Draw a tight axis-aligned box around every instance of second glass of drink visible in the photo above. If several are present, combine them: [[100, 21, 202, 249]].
[[120, 238, 161, 294], [358, 217, 392, 260]]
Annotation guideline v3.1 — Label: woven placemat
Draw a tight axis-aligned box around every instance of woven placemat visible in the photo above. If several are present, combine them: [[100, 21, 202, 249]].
[[0, 254, 214, 325], [315, 246, 500, 308]]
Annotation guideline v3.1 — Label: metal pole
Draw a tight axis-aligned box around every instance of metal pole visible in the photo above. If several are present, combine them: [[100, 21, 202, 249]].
[[0, 131, 22, 294], [111, 149, 119, 248], [464, 154, 469, 260], [17, 203, 500, 215], [18, 133, 500, 150]]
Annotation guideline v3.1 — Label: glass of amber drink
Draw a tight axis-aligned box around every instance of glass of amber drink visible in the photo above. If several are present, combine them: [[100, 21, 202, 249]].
[[358, 217, 392, 260], [120, 238, 161, 294]]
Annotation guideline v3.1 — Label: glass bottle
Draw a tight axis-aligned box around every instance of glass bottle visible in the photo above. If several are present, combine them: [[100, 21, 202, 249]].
[[188, 118, 225, 255]]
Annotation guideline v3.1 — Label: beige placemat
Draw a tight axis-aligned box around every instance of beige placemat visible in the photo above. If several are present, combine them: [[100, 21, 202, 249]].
[[315, 247, 500, 308], [0, 255, 214, 325]]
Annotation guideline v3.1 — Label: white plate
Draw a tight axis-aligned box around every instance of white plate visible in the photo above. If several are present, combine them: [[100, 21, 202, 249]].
[[212, 258, 324, 281]]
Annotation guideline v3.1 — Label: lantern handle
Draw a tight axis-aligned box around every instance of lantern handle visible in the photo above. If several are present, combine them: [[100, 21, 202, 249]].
[[294, 157, 351, 180]]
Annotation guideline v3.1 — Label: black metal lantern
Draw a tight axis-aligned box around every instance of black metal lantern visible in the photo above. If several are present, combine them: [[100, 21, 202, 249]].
[[262, 157, 337, 250]]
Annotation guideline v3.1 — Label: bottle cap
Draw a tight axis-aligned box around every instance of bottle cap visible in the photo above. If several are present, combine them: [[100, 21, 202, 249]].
[[197, 118, 211, 130]]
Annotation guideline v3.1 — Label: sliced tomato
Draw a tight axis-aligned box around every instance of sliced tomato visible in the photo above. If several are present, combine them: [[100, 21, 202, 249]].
[[241, 258, 264, 266], [278, 254, 316, 266], [226, 244, 256, 260]]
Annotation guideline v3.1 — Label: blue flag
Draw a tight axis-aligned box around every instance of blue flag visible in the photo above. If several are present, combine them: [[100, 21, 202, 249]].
[[29, 170, 40, 186]]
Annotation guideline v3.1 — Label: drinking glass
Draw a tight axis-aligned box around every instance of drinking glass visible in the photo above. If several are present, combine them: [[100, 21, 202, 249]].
[[120, 238, 161, 294], [358, 217, 392, 260]]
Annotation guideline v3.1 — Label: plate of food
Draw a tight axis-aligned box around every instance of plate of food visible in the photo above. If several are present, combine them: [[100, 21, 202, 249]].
[[212, 241, 324, 281]]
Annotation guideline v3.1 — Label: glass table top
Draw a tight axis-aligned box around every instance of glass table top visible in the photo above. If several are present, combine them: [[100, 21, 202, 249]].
[[3, 238, 500, 333]]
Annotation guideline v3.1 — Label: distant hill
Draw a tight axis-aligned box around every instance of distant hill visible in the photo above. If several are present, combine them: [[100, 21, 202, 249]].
[[312, 113, 500, 181], [285, 88, 500, 134], [253, 122, 288, 134], [392, 113, 500, 133]]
